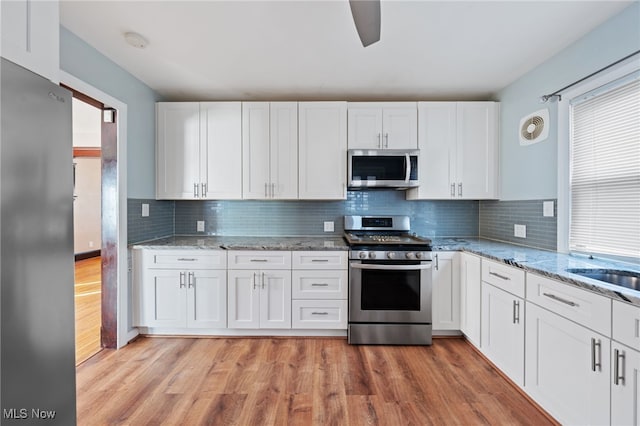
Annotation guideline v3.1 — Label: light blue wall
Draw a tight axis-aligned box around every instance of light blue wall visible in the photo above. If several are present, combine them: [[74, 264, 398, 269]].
[[59, 27, 160, 198], [496, 3, 640, 200]]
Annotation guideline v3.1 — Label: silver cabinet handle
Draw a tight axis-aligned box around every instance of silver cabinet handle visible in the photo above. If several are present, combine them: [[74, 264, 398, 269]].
[[264, 182, 268, 198], [261, 272, 266, 289], [543, 292, 579, 307], [202, 183, 207, 197], [591, 338, 602, 372], [250, 259, 268, 262], [253, 273, 257, 290], [489, 271, 510, 281], [614, 348, 625, 385], [311, 283, 329, 287], [311, 259, 330, 263], [458, 183, 463, 197], [194, 183, 199, 198], [188, 272, 194, 288], [513, 300, 520, 324], [271, 183, 275, 198], [177, 258, 197, 262], [377, 133, 381, 148], [451, 183, 456, 197], [311, 312, 329, 316], [384, 133, 389, 148], [434, 254, 439, 271], [179, 272, 186, 288]]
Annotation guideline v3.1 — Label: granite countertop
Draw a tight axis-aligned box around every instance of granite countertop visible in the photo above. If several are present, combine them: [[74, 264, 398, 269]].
[[131, 235, 349, 251], [431, 237, 640, 307]]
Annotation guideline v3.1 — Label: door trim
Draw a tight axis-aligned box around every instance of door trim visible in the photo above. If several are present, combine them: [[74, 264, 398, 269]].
[[60, 71, 136, 348]]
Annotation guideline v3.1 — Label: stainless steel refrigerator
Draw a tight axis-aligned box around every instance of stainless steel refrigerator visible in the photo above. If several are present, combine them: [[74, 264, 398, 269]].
[[1, 58, 77, 424]]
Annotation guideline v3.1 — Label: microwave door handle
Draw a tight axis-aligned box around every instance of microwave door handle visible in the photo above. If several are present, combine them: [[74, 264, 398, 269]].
[[350, 263, 432, 271], [405, 153, 411, 182]]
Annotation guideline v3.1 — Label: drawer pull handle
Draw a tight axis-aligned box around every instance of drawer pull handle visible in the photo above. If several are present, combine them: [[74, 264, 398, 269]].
[[178, 258, 197, 262], [543, 292, 579, 307], [250, 259, 268, 262], [591, 338, 602, 372], [188, 272, 195, 288], [311, 259, 330, 262], [179, 272, 186, 288], [311, 312, 329, 316], [614, 349, 626, 385], [489, 271, 510, 281], [311, 283, 329, 287], [512, 300, 520, 324]]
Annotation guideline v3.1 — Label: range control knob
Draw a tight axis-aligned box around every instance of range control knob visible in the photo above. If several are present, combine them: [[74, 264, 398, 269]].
[[405, 252, 415, 259], [359, 251, 367, 259], [416, 252, 424, 259], [387, 252, 396, 259], [368, 252, 377, 259]]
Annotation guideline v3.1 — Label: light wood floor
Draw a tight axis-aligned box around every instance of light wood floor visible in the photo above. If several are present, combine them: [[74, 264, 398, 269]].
[[75, 256, 102, 365], [76, 336, 556, 425]]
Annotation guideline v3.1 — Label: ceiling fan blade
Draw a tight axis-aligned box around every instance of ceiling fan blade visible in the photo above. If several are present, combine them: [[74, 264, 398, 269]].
[[349, 0, 381, 47]]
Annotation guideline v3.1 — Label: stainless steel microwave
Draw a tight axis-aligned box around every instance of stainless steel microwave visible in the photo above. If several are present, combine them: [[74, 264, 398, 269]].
[[348, 149, 419, 189]]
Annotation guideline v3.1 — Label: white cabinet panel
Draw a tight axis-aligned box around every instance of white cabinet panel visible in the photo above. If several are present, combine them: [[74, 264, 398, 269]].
[[141, 270, 188, 328], [611, 342, 640, 426], [460, 253, 481, 347], [481, 283, 524, 386], [260, 271, 292, 329], [298, 102, 347, 199], [292, 270, 348, 300], [613, 300, 640, 350], [292, 251, 348, 270], [347, 107, 383, 149], [347, 103, 417, 149], [432, 252, 460, 331], [187, 270, 227, 328], [382, 107, 418, 149], [525, 302, 610, 425], [292, 300, 348, 329], [481, 258, 525, 298], [227, 251, 292, 270], [227, 270, 260, 328], [149, 250, 227, 269]]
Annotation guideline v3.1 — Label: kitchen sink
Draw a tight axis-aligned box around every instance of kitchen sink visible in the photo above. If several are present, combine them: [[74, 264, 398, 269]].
[[566, 268, 640, 291]]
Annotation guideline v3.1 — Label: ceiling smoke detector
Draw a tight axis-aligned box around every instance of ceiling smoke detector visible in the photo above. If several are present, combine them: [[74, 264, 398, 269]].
[[519, 109, 549, 146], [124, 32, 149, 49]]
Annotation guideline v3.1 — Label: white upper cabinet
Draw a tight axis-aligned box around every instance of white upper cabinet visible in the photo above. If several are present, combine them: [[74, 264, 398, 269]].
[[407, 101, 499, 200], [156, 102, 242, 200], [348, 102, 417, 149], [1, 0, 59, 82], [298, 102, 348, 200], [242, 102, 298, 199]]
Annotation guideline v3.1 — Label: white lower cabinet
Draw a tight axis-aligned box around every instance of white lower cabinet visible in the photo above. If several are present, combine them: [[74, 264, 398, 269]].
[[227, 269, 291, 329], [459, 252, 481, 346], [481, 282, 524, 386], [525, 302, 611, 425], [432, 252, 460, 331], [134, 249, 227, 329], [611, 342, 640, 425], [292, 300, 347, 329]]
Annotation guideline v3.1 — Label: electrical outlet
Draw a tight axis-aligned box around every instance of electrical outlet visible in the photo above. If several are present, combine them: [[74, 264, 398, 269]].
[[141, 203, 149, 217], [324, 221, 334, 232], [514, 224, 527, 238], [197, 221, 205, 232], [543, 201, 555, 217]]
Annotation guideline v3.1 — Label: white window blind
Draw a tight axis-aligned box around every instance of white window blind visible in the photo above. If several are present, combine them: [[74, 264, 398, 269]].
[[569, 74, 640, 259]]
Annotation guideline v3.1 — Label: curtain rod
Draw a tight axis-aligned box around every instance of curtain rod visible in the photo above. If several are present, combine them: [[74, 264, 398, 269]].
[[540, 49, 640, 103]]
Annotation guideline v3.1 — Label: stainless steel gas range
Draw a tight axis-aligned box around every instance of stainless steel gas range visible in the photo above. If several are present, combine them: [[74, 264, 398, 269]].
[[344, 215, 433, 345]]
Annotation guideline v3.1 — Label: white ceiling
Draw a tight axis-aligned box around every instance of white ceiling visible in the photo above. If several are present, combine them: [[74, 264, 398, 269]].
[[60, 1, 633, 101]]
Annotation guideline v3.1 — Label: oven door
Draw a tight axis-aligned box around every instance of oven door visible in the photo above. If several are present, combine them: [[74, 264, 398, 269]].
[[349, 260, 432, 323]]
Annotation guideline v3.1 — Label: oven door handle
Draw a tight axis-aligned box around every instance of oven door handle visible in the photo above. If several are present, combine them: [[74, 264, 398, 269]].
[[350, 262, 432, 271]]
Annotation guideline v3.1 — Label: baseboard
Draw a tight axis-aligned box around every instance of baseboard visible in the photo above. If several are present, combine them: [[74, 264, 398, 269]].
[[75, 250, 101, 261]]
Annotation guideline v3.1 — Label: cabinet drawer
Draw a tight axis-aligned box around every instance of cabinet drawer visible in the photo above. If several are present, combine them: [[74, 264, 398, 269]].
[[613, 300, 640, 350], [144, 250, 227, 269], [292, 300, 347, 329], [527, 273, 612, 337], [481, 259, 525, 298], [292, 270, 348, 299], [227, 251, 292, 269], [292, 251, 348, 270]]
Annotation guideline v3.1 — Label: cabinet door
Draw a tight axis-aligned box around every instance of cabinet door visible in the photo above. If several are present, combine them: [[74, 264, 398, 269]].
[[227, 270, 260, 328], [456, 102, 499, 199], [242, 102, 271, 199], [140, 270, 187, 328], [382, 107, 417, 149], [269, 102, 298, 199], [460, 253, 481, 347], [187, 270, 227, 328], [200, 102, 242, 199], [407, 102, 456, 200], [298, 102, 348, 199], [525, 302, 610, 425], [156, 103, 201, 199], [611, 343, 640, 426], [432, 252, 460, 331], [481, 283, 524, 385], [348, 107, 383, 149], [1, 0, 59, 82], [260, 270, 292, 329]]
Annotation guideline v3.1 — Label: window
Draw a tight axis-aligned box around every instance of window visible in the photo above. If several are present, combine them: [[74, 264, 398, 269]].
[[569, 73, 640, 260]]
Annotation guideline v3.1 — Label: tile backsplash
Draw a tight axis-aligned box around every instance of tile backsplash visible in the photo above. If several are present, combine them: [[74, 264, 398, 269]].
[[127, 198, 174, 243], [479, 199, 557, 251]]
